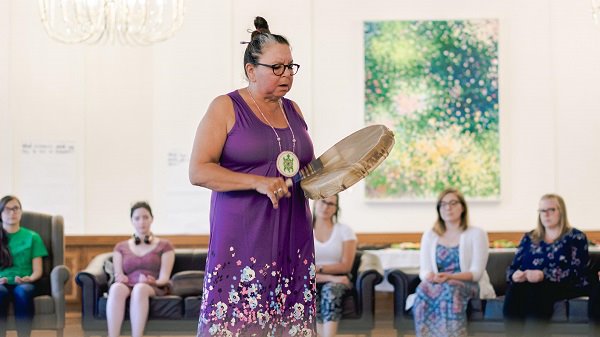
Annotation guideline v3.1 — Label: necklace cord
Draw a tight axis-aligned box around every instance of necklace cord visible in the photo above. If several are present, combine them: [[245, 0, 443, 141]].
[[246, 88, 296, 153]]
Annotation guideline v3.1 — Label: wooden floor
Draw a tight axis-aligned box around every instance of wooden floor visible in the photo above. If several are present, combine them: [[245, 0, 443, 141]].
[[7, 293, 398, 337]]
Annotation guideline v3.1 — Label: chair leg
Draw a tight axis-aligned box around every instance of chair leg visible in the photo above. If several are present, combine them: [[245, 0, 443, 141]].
[[57, 328, 64, 337]]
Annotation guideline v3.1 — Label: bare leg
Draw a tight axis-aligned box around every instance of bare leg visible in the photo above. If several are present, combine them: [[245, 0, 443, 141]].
[[316, 323, 323, 337], [129, 283, 156, 337], [106, 283, 131, 337], [321, 321, 339, 337]]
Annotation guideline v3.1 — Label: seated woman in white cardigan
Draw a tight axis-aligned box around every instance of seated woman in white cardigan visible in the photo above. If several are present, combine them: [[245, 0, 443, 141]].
[[412, 188, 495, 337]]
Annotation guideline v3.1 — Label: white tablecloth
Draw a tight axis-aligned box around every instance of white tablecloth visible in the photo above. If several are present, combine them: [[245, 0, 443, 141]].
[[364, 247, 519, 292], [363, 249, 420, 292], [367, 246, 600, 292]]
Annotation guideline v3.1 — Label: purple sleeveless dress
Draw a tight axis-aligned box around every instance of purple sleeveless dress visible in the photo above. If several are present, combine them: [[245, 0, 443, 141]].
[[197, 90, 316, 337]]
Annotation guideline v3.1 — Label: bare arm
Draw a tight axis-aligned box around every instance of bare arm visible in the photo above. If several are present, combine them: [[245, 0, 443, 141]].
[[30, 257, 43, 281], [112, 250, 128, 283], [15, 257, 44, 284], [188, 94, 290, 208], [156, 250, 175, 287]]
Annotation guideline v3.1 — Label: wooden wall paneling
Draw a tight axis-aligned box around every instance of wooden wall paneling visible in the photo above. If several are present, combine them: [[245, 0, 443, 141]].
[[64, 250, 79, 302], [65, 231, 600, 306]]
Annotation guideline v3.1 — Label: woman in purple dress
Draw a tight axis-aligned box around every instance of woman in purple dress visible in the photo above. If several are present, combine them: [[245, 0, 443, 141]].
[[189, 16, 316, 337], [106, 202, 175, 337]]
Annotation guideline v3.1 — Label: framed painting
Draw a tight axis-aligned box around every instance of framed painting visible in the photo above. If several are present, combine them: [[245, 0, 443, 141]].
[[364, 19, 500, 200]]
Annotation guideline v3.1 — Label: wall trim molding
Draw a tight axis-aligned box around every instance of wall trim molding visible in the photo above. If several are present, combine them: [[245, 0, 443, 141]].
[[63, 231, 600, 305], [66, 230, 600, 247]]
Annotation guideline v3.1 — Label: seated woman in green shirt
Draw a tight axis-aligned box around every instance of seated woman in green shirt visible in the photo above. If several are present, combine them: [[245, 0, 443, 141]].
[[0, 195, 48, 337]]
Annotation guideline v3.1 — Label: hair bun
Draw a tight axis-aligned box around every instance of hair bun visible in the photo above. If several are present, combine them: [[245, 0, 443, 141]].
[[254, 16, 270, 32], [250, 16, 271, 40]]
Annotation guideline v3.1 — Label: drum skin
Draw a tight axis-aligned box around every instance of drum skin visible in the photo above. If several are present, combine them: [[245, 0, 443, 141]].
[[300, 124, 395, 200]]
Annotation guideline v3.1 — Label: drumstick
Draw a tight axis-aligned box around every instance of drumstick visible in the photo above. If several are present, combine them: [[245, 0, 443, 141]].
[[285, 157, 325, 186]]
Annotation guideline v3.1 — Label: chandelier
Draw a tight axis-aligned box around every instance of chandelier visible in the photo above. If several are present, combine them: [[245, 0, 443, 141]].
[[594, 0, 600, 24], [39, 0, 185, 46]]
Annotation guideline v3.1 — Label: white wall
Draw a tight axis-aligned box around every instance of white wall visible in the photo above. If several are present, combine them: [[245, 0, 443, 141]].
[[151, 1, 233, 233], [550, 0, 600, 228], [2, 0, 600, 235], [312, 0, 600, 233], [9, 1, 86, 233], [0, 0, 10, 195]]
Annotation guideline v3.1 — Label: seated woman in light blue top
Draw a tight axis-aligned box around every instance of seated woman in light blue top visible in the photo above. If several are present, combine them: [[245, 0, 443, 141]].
[[313, 195, 357, 337], [413, 188, 494, 337], [0, 195, 49, 337]]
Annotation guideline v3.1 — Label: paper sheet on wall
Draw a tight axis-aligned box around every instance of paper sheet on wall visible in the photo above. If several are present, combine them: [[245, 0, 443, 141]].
[[161, 149, 211, 233], [17, 141, 82, 233]]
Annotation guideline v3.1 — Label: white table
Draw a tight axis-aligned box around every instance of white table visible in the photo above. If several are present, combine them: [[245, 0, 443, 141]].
[[363, 248, 420, 292], [367, 246, 600, 292], [364, 248, 519, 292]]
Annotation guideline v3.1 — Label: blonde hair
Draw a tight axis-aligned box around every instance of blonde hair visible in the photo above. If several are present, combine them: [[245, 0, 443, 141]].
[[433, 188, 469, 235], [530, 194, 571, 243]]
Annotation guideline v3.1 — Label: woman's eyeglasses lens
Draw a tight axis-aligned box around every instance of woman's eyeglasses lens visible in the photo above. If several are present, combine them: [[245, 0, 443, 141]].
[[3, 206, 21, 213], [440, 200, 460, 208], [538, 208, 557, 215], [255, 63, 300, 76]]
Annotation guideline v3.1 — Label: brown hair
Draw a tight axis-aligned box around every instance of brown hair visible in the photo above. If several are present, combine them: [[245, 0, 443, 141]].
[[530, 194, 571, 243], [311, 195, 340, 227], [433, 188, 469, 235], [0, 195, 21, 269], [130, 201, 153, 219]]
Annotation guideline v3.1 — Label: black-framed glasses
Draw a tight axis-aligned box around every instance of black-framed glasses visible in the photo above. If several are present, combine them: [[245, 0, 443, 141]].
[[254, 62, 300, 76], [3, 206, 21, 213]]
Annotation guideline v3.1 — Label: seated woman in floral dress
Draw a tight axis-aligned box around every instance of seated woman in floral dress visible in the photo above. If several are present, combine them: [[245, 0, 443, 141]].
[[413, 188, 494, 337]]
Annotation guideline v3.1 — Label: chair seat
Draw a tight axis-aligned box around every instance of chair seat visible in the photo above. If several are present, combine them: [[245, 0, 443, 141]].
[[7, 295, 55, 315], [482, 297, 504, 321], [184, 296, 202, 319], [34, 295, 56, 315], [480, 296, 569, 322], [98, 295, 185, 319], [568, 297, 590, 323], [96, 293, 360, 321]]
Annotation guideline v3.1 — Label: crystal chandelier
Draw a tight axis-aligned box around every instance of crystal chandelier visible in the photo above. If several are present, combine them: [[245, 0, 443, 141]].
[[39, 0, 185, 46]]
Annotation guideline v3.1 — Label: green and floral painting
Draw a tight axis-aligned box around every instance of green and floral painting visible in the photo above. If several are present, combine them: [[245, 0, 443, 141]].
[[365, 19, 499, 200]]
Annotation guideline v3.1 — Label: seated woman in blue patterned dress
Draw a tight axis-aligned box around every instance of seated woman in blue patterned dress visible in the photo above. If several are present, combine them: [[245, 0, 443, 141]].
[[413, 188, 494, 337], [503, 193, 589, 337]]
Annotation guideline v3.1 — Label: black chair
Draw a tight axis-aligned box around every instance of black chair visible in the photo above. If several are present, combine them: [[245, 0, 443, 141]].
[[337, 251, 384, 336], [77, 249, 383, 336], [76, 248, 208, 336], [388, 250, 600, 336]]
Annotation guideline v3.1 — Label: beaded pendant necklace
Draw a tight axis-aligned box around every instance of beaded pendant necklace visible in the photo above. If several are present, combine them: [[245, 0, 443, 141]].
[[247, 88, 300, 177]]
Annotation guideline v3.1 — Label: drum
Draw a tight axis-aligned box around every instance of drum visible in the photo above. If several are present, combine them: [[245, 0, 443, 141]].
[[289, 124, 395, 199]]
